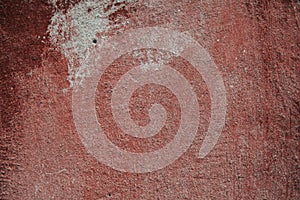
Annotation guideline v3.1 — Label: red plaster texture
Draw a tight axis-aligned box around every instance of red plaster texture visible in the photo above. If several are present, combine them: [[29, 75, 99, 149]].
[[1, 0, 299, 199]]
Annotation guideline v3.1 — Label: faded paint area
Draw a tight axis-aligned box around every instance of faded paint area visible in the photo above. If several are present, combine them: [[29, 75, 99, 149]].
[[1, 0, 299, 199], [48, 0, 137, 88], [72, 27, 226, 173]]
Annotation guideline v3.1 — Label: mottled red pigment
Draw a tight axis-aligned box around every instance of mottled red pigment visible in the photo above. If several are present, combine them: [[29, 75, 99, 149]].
[[1, 0, 299, 199]]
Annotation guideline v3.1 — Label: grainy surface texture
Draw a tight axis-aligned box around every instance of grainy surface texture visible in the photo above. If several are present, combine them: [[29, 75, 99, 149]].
[[1, 0, 299, 199]]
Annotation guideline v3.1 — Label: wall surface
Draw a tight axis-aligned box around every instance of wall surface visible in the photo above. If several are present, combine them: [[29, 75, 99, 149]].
[[1, 0, 299, 199]]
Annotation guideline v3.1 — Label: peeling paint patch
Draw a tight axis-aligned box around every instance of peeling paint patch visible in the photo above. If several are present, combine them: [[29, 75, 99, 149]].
[[47, 0, 136, 88]]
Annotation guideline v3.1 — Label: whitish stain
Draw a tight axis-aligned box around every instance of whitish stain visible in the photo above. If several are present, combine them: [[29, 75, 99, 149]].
[[47, 0, 135, 89]]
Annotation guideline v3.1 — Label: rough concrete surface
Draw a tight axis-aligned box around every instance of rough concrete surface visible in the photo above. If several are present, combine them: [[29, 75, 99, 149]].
[[1, 0, 299, 199]]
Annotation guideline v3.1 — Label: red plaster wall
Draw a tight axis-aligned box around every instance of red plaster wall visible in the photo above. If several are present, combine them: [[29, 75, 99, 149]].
[[1, 0, 299, 199]]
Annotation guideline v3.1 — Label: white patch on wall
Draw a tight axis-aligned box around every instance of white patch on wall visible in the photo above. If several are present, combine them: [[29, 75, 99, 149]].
[[47, 0, 135, 88]]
